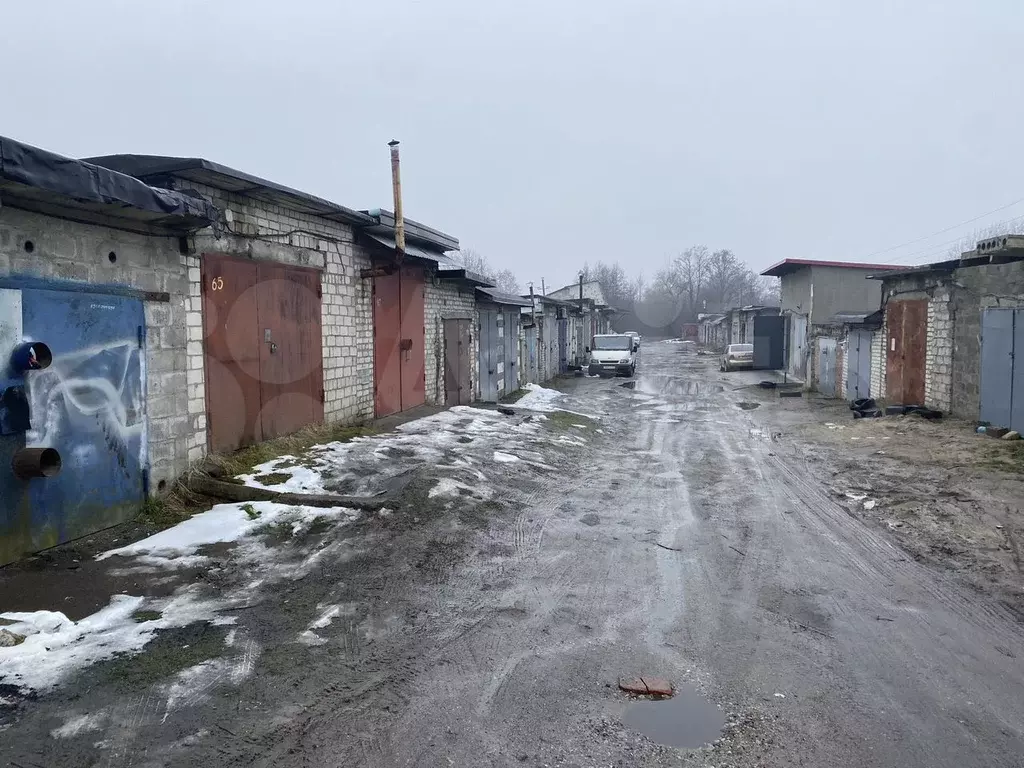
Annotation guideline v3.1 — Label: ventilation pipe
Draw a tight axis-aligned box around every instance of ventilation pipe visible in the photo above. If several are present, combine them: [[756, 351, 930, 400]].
[[12, 447, 62, 479], [388, 139, 405, 261], [10, 342, 52, 372]]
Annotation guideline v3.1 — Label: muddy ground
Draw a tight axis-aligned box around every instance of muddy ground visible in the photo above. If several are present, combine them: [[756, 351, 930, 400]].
[[1, 343, 1023, 768]]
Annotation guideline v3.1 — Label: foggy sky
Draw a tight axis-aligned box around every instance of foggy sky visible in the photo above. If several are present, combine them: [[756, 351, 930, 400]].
[[5, 0, 1024, 292]]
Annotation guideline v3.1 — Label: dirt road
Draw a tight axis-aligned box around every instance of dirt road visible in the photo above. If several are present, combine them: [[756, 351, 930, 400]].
[[3, 342, 1023, 767]]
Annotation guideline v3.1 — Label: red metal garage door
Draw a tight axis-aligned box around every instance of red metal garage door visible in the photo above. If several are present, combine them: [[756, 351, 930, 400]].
[[202, 254, 325, 452], [400, 266, 425, 410], [886, 299, 927, 405], [203, 257, 263, 452], [373, 266, 425, 417], [256, 261, 325, 439]]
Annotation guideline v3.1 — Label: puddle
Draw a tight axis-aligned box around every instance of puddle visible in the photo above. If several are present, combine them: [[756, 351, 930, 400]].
[[636, 375, 724, 397], [622, 684, 725, 749]]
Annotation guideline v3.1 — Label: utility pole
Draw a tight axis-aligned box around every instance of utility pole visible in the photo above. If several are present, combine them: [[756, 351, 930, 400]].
[[541, 278, 546, 297]]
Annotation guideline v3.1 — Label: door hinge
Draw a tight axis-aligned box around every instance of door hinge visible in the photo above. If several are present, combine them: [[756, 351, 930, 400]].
[[319, 389, 325, 404], [317, 283, 323, 299]]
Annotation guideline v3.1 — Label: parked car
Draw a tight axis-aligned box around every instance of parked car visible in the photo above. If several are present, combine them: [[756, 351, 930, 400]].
[[720, 343, 754, 371], [624, 331, 641, 349], [588, 334, 637, 377]]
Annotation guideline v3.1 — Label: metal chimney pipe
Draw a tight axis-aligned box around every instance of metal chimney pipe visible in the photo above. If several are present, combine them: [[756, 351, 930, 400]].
[[388, 140, 405, 259]]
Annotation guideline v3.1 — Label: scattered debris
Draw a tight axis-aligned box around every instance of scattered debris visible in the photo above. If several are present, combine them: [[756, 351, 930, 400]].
[[779, 390, 803, 398], [496, 406, 516, 416], [758, 380, 777, 389], [863, 499, 877, 510], [728, 545, 747, 557], [1002, 431, 1021, 441], [773, 692, 786, 698], [737, 402, 760, 410], [619, 676, 674, 697], [186, 475, 387, 511], [875, 616, 895, 622], [654, 542, 682, 552], [0, 628, 26, 647], [580, 513, 600, 527]]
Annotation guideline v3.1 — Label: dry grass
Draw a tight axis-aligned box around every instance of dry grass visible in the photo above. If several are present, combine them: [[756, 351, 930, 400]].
[[137, 422, 377, 530], [206, 422, 377, 478]]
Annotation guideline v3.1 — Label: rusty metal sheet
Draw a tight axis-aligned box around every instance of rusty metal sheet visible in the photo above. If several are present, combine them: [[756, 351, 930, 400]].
[[373, 270, 402, 416], [202, 253, 262, 453], [902, 299, 927, 404], [256, 261, 324, 440], [886, 299, 927, 404], [399, 266, 425, 409]]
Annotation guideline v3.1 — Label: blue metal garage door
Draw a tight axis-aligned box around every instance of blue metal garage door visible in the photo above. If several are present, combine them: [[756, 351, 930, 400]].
[[0, 287, 147, 564]]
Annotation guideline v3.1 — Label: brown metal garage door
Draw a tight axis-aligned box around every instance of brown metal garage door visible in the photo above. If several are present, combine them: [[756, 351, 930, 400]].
[[202, 254, 324, 453], [886, 299, 927, 405], [373, 266, 425, 417]]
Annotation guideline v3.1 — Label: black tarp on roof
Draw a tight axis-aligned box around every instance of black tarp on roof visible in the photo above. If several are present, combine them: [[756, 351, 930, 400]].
[[0, 137, 217, 233], [86, 153, 371, 227]]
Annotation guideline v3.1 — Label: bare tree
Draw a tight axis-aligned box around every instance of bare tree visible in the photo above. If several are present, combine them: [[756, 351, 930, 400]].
[[943, 218, 1024, 260], [450, 249, 522, 294], [450, 248, 490, 275], [577, 261, 639, 309], [673, 245, 709, 319], [492, 269, 521, 295]]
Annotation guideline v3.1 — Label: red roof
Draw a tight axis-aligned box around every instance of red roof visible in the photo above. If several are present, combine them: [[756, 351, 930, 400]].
[[760, 258, 906, 277]]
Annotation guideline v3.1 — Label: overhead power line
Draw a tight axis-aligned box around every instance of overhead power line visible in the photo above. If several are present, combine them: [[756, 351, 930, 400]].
[[859, 195, 1024, 261], [885, 213, 1024, 265]]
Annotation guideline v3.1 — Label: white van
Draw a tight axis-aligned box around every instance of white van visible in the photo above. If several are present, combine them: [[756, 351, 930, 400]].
[[588, 334, 638, 377]]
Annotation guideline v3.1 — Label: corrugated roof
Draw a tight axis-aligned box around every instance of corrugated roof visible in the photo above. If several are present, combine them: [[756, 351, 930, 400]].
[[361, 232, 492, 286], [761, 258, 906, 277], [477, 286, 532, 307]]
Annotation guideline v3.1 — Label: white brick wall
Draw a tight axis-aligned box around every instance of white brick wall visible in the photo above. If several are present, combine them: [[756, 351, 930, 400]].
[[924, 293, 953, 412], [870, 313, 887, 399], [0, 207, 194, 492], [424, 280, 478, 404]]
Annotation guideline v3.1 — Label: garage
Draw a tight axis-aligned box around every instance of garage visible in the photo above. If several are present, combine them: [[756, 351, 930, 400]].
[[201, 253, 325, 453]]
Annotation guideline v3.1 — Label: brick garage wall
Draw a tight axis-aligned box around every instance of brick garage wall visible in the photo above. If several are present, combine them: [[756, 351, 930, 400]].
[[424, 280, 478, 404], [0, 207, 192, 489], [836, 339, 846, 400], [949, 261, 1024, 421], [924, 293, 953, 412], [173, 180, 375, 444], [870, 315, 886, 399]]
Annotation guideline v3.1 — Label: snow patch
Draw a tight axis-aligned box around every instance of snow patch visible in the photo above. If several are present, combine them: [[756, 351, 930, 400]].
[[309, 604, 342, 630], [513, 383, 565, 412], [0, 587, 234, 692], [493, 451, 520, 463], [429, 478, 476, 498], [98, 502, 358, 566], [51, 712, 106, 739]]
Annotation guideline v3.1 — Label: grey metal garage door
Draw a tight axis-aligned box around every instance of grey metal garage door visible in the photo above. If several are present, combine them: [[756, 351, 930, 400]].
[[845, 330, 872, 401], [980, 308, 1024, 431]]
